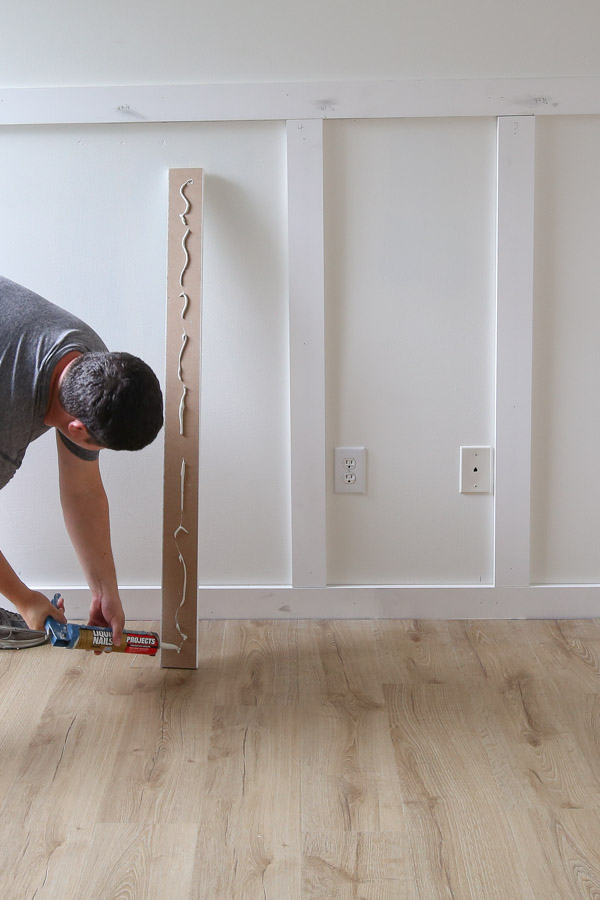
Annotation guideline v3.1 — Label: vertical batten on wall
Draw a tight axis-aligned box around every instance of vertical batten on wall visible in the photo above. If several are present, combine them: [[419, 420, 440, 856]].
[[287, 120, 327, 587], [494, 116, 536, 587]]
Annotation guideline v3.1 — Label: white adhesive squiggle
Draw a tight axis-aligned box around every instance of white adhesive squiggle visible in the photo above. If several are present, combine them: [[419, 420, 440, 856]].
[[179, 178, 193, 226], [177, 332, 188, 382], [179, 228, 191, 287], [176, 552, 188, 626], [178, 385, 187, 436], [179, 291, 190, 319], [170, 546, 189, 651], [180, 458, 186, 511]]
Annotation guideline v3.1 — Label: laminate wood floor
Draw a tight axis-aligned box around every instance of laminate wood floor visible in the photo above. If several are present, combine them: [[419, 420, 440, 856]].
[[2, 619, 600, 899]]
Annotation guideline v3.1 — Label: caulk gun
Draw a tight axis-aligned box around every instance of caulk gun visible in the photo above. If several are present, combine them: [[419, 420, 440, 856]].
[[44, 594, 160, 655]]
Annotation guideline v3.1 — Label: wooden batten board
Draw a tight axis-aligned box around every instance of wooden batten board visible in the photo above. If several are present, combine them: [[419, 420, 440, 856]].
[[161, 169, 203, 668]]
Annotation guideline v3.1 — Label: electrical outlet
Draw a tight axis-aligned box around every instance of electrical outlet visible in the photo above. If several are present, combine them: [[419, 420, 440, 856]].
[[334, 447, 366, 493], [460, 446, 493, 494]]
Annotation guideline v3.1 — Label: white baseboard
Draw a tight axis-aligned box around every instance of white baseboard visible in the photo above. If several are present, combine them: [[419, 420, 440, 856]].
[[23, 583, 600, 622]]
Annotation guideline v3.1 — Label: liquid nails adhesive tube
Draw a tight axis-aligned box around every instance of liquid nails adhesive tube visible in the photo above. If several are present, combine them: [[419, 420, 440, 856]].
[[45, 594, 160, 656]]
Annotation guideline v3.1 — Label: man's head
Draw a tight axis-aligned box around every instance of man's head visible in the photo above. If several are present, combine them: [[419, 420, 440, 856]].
[[58, 352, 164, 451]]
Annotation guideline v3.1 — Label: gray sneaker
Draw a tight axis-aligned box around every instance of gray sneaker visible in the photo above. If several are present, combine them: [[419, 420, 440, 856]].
[[0, 608, 47, 649]]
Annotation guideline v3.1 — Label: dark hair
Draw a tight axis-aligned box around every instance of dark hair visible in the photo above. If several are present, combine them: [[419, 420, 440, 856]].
[[59, 352, 164, 451]]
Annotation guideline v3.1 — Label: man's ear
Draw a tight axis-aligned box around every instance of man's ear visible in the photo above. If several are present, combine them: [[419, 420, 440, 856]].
[[66, 419, 90, 442]]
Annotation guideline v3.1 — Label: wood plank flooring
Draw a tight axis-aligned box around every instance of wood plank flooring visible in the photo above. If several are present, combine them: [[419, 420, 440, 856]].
[[1, 618, 600, 898]]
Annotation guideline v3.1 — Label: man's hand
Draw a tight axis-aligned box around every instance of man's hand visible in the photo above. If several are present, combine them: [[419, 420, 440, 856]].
[[87, 592, 125, 647], [18, 590, 67, 632]]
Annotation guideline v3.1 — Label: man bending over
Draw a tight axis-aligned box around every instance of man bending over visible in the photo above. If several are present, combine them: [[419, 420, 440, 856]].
[[0, 276, 163, 648]]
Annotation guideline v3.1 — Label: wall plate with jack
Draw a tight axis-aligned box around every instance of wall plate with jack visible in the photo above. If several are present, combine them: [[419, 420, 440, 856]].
[[334, 447, 366, 493], [460, 446, 493, 494]]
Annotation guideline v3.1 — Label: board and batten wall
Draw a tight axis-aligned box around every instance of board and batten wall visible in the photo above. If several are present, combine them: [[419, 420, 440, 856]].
[[1, 88, 600, 620], [3, 0, 600, 621]]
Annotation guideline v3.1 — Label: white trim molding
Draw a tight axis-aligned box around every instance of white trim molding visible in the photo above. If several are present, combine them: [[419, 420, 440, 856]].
[[29, 584, 600, 622], [195, 585, 600, 620], [1, 77, 600, 125]]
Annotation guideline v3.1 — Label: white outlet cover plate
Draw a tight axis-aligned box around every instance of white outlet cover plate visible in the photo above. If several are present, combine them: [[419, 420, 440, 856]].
[[460, 446, 493, 494], [334, 446, 366, 493]]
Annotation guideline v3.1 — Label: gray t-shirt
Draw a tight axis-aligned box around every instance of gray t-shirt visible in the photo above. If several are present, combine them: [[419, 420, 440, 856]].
[[0, 276, 107, 490]]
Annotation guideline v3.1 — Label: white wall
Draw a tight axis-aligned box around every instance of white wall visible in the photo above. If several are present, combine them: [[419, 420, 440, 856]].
[[1, 2, 600, 617], [1, 0, 599, 86], [325, 118, 496, 585]]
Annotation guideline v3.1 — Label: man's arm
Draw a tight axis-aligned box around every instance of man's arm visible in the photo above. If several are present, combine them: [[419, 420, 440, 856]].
[[56, 433, 125, 645], [0, 551, 67, 630]]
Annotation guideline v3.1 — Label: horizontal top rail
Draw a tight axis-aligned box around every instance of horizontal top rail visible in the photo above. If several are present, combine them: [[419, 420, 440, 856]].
[[1, 77, 599, 125]]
